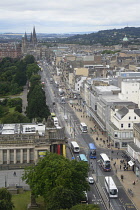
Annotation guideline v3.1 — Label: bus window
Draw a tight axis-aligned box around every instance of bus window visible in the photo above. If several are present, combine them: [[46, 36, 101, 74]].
[[99, 153, 111, 171]]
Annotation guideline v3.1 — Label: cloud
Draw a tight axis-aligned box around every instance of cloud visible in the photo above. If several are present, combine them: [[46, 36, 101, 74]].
[[0, 0, 140, 33]]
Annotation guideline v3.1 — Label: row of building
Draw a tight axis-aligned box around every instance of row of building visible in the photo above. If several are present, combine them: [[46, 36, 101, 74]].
[[49, 46, 140, 178]]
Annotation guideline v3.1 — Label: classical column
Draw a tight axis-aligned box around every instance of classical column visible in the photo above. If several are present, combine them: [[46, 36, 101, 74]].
[[20, 149, 23, 164], [27, 149, 30, 163], [34, 150, 38, 165], [14, 149, 17, 164], [7, 149, 10, 164], [0, 150, 3, 164]]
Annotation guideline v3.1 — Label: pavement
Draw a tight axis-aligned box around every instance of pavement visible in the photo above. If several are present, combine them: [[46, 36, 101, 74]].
[[69, 102, 140, 210]]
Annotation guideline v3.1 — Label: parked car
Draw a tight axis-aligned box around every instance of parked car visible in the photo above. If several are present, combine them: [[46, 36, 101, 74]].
[[88, 176, 94, 184]]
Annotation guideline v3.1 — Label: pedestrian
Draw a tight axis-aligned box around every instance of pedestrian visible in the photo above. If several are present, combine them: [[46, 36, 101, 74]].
[[121, 174, 124, 181], [13, 171, 16, 176], [113, 162, 116, 167], [117, 152, 119, 155], [133, 181, 135, 185], [120, 165, 122, 170]]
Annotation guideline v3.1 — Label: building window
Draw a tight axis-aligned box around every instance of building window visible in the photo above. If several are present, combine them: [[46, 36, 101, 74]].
[[129, 116, 131, 119], [128, 123, 131, 128], [134, 116, 136, 119], [121, 124, 123, 128], [122, 142, 127, 147], [114, 132, 118, 137]]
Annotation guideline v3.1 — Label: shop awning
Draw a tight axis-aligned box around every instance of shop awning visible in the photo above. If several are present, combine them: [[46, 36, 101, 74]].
[[128, 160, 134, 167]]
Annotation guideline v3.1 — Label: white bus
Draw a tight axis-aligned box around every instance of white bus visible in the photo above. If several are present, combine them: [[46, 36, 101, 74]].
[[80, 122, 87, 133], [99, 153, 111, 171], [53, 117, 59, 127], [71, 141, 80, 153], [104, 176, 118, 198]]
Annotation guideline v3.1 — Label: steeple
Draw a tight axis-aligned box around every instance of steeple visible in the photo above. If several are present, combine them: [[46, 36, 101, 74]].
[[24, 32, 28, 42], [32, 26, 37, 45]]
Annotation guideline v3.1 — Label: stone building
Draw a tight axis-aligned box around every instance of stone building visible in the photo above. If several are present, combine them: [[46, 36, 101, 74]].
[[0, 123, 66, 168]]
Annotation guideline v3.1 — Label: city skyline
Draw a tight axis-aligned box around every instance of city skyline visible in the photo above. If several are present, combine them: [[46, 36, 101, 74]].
[[0, 0, 140, 33]]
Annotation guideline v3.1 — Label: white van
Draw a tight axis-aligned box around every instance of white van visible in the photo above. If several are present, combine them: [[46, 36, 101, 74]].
[[53, 117, 59, 127]]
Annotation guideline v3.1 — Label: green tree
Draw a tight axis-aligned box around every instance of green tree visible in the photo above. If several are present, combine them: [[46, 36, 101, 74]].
[[27, 85, 50, 120], [30, 74, 41, 88], [0, 188, 14, 210], [70, 204, 100, 210], [1, 111, 30, 123], [26, 63, 40, 80], [7, 98, 22, 108], [24, 55, 35, 64], [15, 105, 22, 113], [0, 105, 8, 118], [22, 152, 89, 210]]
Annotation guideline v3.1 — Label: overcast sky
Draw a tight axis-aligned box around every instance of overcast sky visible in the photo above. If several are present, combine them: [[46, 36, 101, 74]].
[[0, 0, 140, 34]]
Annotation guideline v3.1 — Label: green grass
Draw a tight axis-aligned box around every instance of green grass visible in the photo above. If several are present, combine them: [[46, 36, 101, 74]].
[[12, 191, 45, 210], [9, 107, 15, 113]]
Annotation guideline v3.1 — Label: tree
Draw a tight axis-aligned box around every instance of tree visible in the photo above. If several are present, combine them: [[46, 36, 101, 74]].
[[22, 152, 89, 210], [30, 74, 41, 88], [7, 98, 22, 108], [26, 63, 40, 80], [24, 55, 35, 65], [1, 111, 30, 123], [0, 188, 14, 210], [27, 85, 50, 120], [70, 204, 100, 210]]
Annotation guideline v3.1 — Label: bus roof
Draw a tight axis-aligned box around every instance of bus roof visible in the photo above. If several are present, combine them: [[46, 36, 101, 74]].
[[100, 153, 110, 161], [89, 143, 96, 150], [79, 154, 88, 162], [105, 176, 117, 189], [51, 113, 56, 117], [71, 141, 79, 147], [53, 117, 58, 121], [80, 122, 87, 126]]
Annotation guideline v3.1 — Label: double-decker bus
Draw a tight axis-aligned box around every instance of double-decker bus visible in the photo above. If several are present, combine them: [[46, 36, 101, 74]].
[[80, 122, 87, 133], [104, 176, 118, 198], [99, 153, 111, 171], [89, 143, 96, 159], [79, 154, 88, 162], [71, 141, 80, 153]]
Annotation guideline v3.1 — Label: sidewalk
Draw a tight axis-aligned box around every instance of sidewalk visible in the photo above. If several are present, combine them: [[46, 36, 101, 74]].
[[69, 102, 140, 210]]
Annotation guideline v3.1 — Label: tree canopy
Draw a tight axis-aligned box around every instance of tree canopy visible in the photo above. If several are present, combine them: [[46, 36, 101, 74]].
[[27, 84, 50, 120], [22, 152, 90, 210], [0, 188, 14, 210], [1, 111, 30, 123]]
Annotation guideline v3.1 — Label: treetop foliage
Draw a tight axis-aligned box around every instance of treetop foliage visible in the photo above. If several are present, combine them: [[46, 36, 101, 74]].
[[22, 152, 90, 210], [0, 188, 14, 210]]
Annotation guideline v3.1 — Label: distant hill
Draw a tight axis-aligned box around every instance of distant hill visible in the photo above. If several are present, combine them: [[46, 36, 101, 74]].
[[57, 27, 140, 46]]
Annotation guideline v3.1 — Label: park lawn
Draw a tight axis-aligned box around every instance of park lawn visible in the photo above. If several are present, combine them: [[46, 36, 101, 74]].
[[12, 191, 45, 210]]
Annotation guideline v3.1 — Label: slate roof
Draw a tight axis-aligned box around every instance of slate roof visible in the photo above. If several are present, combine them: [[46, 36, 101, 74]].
[[134, 109, 140, 117], [115, 107, 129, 120]]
